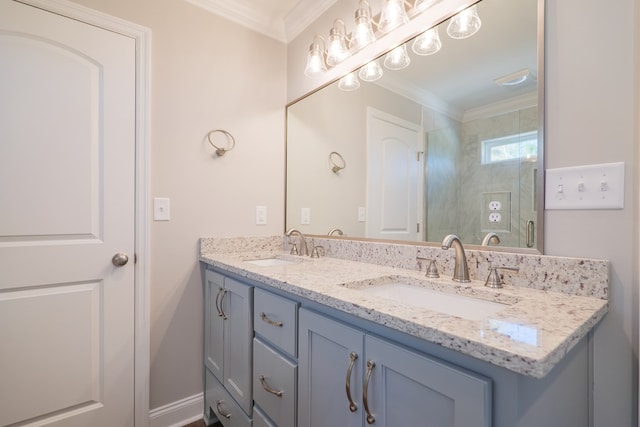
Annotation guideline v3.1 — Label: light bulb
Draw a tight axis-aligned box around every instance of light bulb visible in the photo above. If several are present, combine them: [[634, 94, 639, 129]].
[[338, 72, 360, 91], [378, 0, 409, 33], [326, 19, 350, 67], [359, 60, 384, 82], [412, 27, 442, 56], [383, 44, 411, 70], [304, 36, 327, 78], [447, 5, 482, 39], [350, 1, 376, 51]]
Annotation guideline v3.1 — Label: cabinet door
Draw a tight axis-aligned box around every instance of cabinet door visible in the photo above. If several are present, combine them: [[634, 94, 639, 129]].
[[364, 335, 492, 427], [298, 309, 363, 427], [222, 276, 253, 415], [205, 270, 225, 382]]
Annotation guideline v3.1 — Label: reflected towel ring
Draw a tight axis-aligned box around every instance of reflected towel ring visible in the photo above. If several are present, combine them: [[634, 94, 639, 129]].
[[207, 129, 236, 156], [329, 151, 346, 173]]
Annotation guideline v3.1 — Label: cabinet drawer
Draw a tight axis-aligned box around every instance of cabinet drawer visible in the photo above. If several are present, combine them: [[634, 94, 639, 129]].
[[253, 405, 277, 427], [254, 288, 298, 357], [206, 369, 251, 427], [253, 338, 297, 427]]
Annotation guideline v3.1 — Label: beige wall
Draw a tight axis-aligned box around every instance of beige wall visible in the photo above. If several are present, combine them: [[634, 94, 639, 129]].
[[71, 0, 286, 409], [286, 81, 421, 236], [288, 0, 638, 425]]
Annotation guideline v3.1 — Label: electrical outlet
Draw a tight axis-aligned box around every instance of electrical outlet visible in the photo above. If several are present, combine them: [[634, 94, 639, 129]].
[[488, 201, 501, 211], [489, 212, 502, 223]]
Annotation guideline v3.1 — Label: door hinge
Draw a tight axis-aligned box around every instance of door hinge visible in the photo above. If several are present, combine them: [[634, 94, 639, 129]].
[[417, 223, 420, 233]]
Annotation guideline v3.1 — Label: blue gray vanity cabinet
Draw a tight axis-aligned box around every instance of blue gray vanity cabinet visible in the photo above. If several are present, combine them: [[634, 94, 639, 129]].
[[252, 288, 299, 427], [298, 308, 492, 427], [204, 269, 253, 419]]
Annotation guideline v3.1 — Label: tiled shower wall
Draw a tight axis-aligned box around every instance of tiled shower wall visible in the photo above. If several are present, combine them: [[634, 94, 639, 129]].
[[425, 106, 537, 247]]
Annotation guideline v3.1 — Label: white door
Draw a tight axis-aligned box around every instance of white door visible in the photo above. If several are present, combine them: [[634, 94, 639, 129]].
[[366, 108, 423, 241], [0, 1, 136, 426]]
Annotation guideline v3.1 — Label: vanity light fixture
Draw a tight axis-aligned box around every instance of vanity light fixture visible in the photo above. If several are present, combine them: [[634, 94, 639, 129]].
[[378, 0, 410, 33], [338, 71, 361, 91], [446, 4, 482, 39], [305, 0, 484, 89], [350, 0, 376, 51], [359, 59, 384, 82], [412, 26, 442, 55], [304, 35, 327, 78], [326, 19, 350, 67], [383, 44, 411, 70]]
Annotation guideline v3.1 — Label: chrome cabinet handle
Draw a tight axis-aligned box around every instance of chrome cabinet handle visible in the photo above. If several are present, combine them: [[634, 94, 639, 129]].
[[218, 289, 228, 320], [112, 252, 129, 267], [363, 360, 375, 424], [260, 312, 283, 327], [345, 352, 358, 412], [215, 400, 231, 419], [259, 375, 283, 397], [214, 287, 224, 317]]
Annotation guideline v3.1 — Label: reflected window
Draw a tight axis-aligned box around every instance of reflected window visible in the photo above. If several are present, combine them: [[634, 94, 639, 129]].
[[481, 131, 538, 164]]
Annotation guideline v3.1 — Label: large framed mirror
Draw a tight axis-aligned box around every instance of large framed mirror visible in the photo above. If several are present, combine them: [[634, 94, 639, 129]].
[[286, 0, 544, 252]]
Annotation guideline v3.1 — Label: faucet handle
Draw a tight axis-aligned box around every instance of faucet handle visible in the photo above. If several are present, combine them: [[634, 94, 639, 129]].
[[484, 264, 519, 289], [290, 243, 299, 255], [310, 245, 325, 258], [416, 257, 439, 278]]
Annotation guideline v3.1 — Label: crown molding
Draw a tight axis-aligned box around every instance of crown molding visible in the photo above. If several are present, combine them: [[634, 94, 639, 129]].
[[183, 0, 337, 43], [184, 0, 286, 42], [284, 0, 338, 42]]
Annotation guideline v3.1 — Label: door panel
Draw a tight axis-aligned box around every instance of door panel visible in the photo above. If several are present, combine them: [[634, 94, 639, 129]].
[[367, 108, 423, 241], [0, 1, 136, 425]]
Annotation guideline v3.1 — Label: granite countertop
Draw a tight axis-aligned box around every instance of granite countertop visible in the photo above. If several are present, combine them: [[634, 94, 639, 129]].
[[200, 246, 608, 379]]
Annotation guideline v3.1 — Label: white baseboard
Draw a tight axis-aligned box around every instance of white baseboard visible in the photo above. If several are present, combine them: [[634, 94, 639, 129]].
[[149, 393, 205, 427]]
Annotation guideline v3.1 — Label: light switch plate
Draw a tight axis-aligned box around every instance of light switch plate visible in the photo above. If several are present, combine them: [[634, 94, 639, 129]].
[[154, 197, 170, 221], [301, 208, 311, 225], [545, 162, 624, 210], [256, 206, 267, 225]]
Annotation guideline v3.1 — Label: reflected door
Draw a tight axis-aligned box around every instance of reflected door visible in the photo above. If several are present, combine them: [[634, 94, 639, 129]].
[[0, 1, 136, 426], [366, 108, 423, 241]]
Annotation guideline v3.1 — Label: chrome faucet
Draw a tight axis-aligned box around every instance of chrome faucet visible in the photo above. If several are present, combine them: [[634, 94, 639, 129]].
[[441, 234, 470, 283], [286, 228, 309, 256], [328, 228, 344, 236], [481, 232, 501, 246]]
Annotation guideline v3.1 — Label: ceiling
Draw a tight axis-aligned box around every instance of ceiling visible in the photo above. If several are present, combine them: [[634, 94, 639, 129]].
[[183, 0, 336, 42]]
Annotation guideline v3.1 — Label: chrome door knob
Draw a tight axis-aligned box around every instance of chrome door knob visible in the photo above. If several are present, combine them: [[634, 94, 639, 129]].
[[112, 252, 129, 267]]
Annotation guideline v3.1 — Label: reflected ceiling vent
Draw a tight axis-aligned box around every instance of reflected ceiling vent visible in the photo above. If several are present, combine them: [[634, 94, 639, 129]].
[[494, 69, 536, 88]]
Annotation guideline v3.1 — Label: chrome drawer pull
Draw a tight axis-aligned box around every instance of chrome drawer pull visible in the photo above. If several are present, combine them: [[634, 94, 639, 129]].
[[260, 312, 283, 327], [214, 287, 224, 317], [218, 289, 228, 320], [363, 360, 375, 424], [215, 400, 231, 419], [259, 375, 284, 397], [345, 352, 358, 412]]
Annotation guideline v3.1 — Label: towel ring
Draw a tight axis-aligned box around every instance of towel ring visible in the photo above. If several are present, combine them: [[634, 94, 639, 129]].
[[207, 129, 236, 156], [329, 151, 346, 173]]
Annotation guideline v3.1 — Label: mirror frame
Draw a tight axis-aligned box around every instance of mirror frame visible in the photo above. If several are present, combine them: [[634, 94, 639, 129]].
[[285, 0, 545, 254]]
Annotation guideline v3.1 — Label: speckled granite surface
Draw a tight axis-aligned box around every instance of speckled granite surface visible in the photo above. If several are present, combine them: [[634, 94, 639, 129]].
[[199, 236, 609, 378]]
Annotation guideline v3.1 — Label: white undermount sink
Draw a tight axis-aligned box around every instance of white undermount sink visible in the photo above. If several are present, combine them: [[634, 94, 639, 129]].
[[243, 255, 306, 267], [341, 276, 513, 321]]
